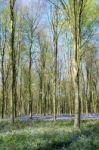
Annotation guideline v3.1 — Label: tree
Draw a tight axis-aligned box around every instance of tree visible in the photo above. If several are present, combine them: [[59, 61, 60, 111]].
[[60, 0, 97, 128], [49, 0, 63, 120], [10, 0, 16, 123]]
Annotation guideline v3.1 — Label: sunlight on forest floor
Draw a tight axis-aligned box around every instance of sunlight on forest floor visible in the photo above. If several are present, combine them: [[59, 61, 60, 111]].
[[0, 120, 99, 150]]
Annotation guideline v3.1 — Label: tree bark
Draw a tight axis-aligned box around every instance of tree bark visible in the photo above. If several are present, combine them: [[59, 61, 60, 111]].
[[10, 0, 16, 123], [29, 43, 33, 118]]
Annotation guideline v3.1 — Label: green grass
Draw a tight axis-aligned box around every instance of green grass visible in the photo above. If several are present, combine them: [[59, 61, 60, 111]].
[[0, 120, 99, 150]]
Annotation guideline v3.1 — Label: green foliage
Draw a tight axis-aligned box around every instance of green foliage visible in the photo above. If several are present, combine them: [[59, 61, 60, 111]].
[[0, 120, 98, 150]]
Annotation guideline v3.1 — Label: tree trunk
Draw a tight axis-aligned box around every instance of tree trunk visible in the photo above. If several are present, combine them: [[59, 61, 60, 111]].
[[73, 0, 83, 128], [10, 0, 16, 123], [1, 47, 5, 119], [29, 43, 32, 118], [74, 69, 80, 128]]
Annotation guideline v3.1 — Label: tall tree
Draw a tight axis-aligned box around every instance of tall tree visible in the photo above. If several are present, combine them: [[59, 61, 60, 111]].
[[10, 0, 16, 123], [49, 0, 63, 120], [60, 0, 97, 128]]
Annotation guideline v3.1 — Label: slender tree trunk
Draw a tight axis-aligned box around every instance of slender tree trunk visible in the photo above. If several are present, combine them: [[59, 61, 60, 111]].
[[15, 41, 21, 117], [53, 39, 58, 120], [1, 47, 5, 119], [10, 0, 16, 123], [39, 75, 43, 115], [1, 26, 7, 118], [29, 43, 33, 118], [19, 65, 22, 115]]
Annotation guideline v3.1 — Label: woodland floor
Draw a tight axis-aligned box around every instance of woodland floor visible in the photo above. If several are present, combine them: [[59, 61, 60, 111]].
[[0, 115, 99, 150]]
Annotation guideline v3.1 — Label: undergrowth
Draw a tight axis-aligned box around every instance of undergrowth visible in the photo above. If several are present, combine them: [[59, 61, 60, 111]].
[[0, 120, 98, 150]]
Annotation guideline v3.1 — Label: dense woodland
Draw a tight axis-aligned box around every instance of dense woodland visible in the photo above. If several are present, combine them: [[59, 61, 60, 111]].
[[0, 0, 99, 129]]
